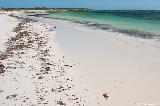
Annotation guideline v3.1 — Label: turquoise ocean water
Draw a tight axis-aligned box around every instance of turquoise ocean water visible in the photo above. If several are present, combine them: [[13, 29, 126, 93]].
[[40, 10, 160, 43]]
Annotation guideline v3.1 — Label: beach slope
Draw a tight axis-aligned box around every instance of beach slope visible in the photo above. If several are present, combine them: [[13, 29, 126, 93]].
[[0, 12, 97, 106]]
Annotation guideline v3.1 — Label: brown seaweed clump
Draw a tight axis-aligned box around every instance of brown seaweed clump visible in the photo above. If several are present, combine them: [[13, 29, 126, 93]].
[[0, 63, 5, 74]]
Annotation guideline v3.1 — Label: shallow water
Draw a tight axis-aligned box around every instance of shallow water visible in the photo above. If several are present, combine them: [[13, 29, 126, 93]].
[[48, 10, 160, 34], [44, 10, 160, 43]]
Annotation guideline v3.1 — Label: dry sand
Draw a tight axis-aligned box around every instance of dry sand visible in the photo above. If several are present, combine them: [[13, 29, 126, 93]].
[[0, 12, 98, 106]]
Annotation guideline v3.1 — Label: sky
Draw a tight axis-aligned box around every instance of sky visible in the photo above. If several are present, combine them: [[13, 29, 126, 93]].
[[0, 0, 160, 10]]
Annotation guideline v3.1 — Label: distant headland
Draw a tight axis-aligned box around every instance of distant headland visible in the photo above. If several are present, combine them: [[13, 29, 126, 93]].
[[0, 7, 94, 11]]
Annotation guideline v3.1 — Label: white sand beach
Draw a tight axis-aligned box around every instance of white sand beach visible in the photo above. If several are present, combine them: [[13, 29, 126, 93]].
[[26, 15, 160, 106], [0, 11, 160, 106], [0, 12, 98, 106], [53, 21, 160, 106]]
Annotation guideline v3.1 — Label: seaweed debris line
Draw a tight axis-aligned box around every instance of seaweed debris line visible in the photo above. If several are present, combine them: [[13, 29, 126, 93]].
[[0, 12, 98, 106]]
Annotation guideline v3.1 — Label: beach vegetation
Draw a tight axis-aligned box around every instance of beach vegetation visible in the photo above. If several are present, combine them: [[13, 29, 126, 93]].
[[0, 7, 93, 11]]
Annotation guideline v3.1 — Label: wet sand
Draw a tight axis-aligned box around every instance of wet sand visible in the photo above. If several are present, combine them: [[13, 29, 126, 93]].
[[33, 18, 160, 106]]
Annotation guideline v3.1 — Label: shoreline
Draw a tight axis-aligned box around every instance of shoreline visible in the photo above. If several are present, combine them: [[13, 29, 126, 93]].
[[45, 10, 160, 40], [1, 11, 160, 106], [24, 12, 160, 106], [53, 18, 160, 106], [26, 12, 160, 48], [46, 17, 160, 41]]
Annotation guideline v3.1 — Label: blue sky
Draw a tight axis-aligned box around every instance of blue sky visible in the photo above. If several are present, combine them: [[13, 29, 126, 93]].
[[0, 0, 160, 10]]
